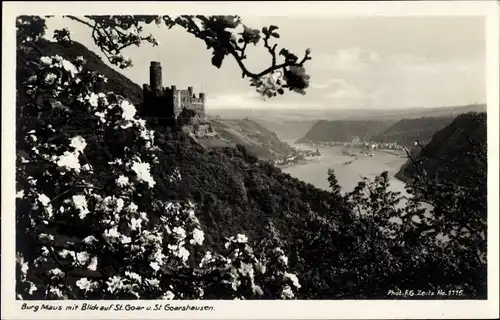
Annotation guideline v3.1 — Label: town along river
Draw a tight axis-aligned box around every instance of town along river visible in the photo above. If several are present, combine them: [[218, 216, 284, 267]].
[[281, 140, 409, 196]]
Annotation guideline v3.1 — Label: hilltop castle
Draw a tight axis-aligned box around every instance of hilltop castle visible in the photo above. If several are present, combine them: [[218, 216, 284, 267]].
[[142, 61, 206, 125]]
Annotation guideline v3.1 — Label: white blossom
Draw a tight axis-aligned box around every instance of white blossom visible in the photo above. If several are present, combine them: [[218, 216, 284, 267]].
[[238, 262, 254, 279], [38, 233, 54, 241], [145, 278, 160, 287], [70, 136, 87, 152], [17, 254, 29, 277], [62, 59, 78, 77], [279, 255, 288, 266], [58, 249, 75, 259], [106, 275, 124, 294], [236, 234, 248, 243], [131, 159, 155, 188], [76, 251, 90, 265], [82, 235, 98, 244], [281, 285, 294, 299], [103, 227, 121, 243], [87, 256, 98, 271], [190, 228, 205, 246], [116, 175, 129, 187], [49, 268, 64, 279], [121, 235, 132, 244], [27, 282, 38, 295], [40, 56, 52, 65], [284, 272, 301, 288], [49, 287, 63, 298], [44, 73, 58, 85], [130, 217, 142, 231], [55, 151, 81, 172], [199, 251, 213, 267], [124, 271, 142, 284], [120, 99, 137, 121], [72, 195, 90, 219], [37, 193, 51, 206], [76, 278, 98, 293], [150, 261, 160, 272], [162, 291, 175, 300], [172, 226, 186, 240], [126, 202, 139, 213], [95, 111, 106, 123], [85, 92, 99, 108]]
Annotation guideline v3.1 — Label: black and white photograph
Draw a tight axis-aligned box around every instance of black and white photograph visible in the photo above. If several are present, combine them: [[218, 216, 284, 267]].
[[2, 1, 499, 319]]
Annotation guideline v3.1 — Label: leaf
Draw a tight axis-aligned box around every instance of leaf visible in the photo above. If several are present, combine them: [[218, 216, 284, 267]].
[[271, 32, 280, 38], [269, 25, 279, 32], [211, 51, 225, 69]]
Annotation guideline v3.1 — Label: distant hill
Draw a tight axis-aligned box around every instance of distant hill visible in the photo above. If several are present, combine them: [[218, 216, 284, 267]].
[[371, 116, 456, 147], [297, 119, 395, 143], [396, 112, 487, 187], [208, 103, 487, 123], [254, 119, 318, 141], [201, 118, 296, 161], [382, 104, 487, 120]]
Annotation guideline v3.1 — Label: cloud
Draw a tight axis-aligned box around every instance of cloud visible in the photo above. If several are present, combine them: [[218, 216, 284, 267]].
[[311, 47, 382, 72], [322, 80, 368, 108], [206, 92, 324, 110], [326, 88, 363, 100], [310, 49, 485, 108], [310, 78, 349, 90]]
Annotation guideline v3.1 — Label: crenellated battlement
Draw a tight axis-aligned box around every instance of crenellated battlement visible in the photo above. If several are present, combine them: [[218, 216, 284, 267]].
[[141, 61, 206, 126]]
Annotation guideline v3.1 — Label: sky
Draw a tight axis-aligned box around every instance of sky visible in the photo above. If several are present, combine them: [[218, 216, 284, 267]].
[[44, 16, 486, 111]]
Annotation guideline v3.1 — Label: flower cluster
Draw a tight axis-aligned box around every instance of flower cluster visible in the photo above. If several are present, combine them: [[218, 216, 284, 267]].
[[16, 53, 300, 300], [252, 71, 285, 99]]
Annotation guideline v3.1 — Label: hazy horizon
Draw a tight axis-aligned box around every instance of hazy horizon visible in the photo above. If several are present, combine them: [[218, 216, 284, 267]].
[[44, 15, 486, 111]]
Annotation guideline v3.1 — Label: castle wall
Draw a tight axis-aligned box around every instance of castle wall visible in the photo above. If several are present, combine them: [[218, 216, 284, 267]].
[[142, 85, 175, 123], [172, 89, 206, 120]]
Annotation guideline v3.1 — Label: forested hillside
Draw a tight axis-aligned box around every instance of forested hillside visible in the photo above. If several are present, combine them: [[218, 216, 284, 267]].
[[297, 119, 394, 143], [208, 119, 296, 160], [16, 38, 144, 105], [396, 112, 487, 187], [371, 116, 455, 147]]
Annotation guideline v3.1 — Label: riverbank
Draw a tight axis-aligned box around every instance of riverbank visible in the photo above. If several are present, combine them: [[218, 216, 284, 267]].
[[280, 141, 408, 193], [273, 147, 322, 167]]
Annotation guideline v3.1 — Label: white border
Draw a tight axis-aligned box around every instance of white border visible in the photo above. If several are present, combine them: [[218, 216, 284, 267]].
[[2, 1, 499, 319]]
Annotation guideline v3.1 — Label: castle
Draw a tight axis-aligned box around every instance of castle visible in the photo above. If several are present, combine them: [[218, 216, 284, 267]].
[[142, 61, 206, 125]]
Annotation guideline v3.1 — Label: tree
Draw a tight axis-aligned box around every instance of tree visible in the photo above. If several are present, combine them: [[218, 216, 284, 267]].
[[17, 15, 312, 98], [15, 15, 487, 301], [15, 15, 302, 300]]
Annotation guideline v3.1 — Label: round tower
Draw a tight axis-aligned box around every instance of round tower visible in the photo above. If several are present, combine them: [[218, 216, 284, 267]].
[[149, 61, 162, 89]]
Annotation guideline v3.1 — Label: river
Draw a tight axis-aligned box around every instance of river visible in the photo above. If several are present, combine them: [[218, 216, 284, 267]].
[[280, 140, 437, 231], [281, 140, 409, 197]]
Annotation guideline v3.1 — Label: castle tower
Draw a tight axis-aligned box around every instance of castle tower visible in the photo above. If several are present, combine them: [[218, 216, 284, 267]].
[[149, 61, 162, 89]]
